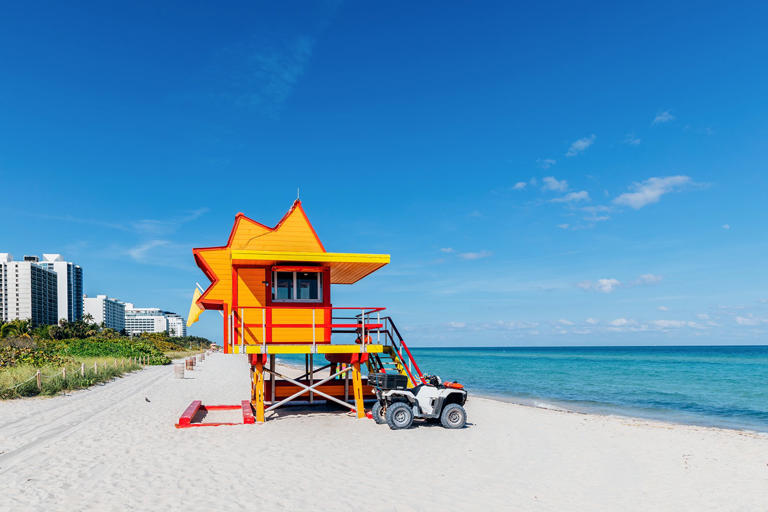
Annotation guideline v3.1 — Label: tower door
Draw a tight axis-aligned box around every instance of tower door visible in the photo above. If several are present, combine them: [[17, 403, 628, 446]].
[[234, 266, 267, 346]]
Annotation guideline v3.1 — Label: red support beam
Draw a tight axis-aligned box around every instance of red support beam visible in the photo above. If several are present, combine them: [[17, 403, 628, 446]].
[[177, 400, 202, 427]]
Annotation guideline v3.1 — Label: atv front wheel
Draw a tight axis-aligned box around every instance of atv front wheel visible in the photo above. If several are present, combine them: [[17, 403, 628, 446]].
[[371, 401, 386, 425], [385, 402, 413, 430], [440, 403, 467, 429]]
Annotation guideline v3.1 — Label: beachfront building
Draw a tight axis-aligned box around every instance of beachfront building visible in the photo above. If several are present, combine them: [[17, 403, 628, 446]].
[[37, 254, 83, 322], [124, 304, 186, 337], [83, 294, 126, 331], [165, 313, 186, 337], [0, 254, 59, 325]]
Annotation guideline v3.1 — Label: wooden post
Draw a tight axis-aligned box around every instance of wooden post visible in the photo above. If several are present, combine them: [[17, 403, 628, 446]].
[[113, 359, 117, 368], [62, 366, 67, 380], [121, 358, 125, 369], [352, 362, 364, 418], [36, 369, 41, 390], [80, 362, 85, 377], [94, 361, 98, 374], [254, 359, 265, 423]]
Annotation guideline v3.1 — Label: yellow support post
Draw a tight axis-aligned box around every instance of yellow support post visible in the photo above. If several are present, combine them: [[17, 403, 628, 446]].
[[254, 360, 265, 423], [352, 362, 364, 418]]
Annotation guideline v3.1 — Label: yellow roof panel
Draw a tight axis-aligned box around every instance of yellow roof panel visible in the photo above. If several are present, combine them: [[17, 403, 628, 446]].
[[230, 250, 390, 284]]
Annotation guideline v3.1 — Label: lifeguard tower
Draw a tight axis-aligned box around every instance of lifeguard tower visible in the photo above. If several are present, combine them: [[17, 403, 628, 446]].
[[181, 200, 424, 426]]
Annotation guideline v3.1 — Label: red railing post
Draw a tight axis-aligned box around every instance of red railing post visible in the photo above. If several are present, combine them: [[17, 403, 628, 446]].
[[400, 340, 425, 383]]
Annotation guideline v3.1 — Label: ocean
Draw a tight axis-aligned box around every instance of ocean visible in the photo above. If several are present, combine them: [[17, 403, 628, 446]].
[[275, 345, 768, 432], [409, 346, 768, 432]]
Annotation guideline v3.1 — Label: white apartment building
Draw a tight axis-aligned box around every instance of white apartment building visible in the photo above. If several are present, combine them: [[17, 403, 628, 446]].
[[124, 303, 186, 337], [165, 313, 186, 338], [37, 254, 83, 322], [83, 294, 126, 331], [0, 254, 59, 325]]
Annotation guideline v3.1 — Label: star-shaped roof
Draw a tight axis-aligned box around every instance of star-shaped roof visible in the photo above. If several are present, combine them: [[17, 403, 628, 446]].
[[193, 200, 389, 310]]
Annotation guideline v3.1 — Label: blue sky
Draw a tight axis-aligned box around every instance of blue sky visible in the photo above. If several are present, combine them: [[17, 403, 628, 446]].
[[1, 1, 767, 346]]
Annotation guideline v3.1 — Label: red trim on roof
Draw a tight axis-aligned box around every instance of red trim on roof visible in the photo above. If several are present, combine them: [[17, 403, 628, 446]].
[[193, 200, 327, 311]]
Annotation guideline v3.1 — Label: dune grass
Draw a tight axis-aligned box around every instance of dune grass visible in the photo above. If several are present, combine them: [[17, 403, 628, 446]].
[[0, 356, 147, 399]]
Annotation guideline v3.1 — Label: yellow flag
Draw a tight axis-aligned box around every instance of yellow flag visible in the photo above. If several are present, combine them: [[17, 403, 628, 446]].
[[187, 288, 204, 327]]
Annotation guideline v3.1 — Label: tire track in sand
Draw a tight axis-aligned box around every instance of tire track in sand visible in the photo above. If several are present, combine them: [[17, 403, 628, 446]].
[[0, 366, 169, 473]]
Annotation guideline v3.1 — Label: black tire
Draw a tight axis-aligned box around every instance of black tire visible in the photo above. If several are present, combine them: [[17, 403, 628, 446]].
[[385, 402, 413, 430], [371, 401, 386, 425], [440, 403, 466, 429]]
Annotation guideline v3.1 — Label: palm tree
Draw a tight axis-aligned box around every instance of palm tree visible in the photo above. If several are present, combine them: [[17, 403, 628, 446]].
[[1, 319, 31, 338]]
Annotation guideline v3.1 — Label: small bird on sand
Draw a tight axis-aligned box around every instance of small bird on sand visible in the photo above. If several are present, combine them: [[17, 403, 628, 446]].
[[145, 397, 151, 403]]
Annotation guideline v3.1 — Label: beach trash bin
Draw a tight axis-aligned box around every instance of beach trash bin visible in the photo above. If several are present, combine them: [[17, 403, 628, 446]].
[[174, 363, 185, 379], [185, 358, 194, 371]]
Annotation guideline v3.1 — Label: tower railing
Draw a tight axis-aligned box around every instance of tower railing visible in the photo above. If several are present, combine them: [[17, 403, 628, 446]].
[[224, 306, 425, 384]]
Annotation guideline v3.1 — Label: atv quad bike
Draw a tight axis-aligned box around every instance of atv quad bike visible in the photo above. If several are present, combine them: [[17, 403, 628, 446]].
[[369, 373, 467, 430]]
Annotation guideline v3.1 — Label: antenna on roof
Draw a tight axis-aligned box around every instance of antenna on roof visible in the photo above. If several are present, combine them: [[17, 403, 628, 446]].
[[297, 187, 300, 201]]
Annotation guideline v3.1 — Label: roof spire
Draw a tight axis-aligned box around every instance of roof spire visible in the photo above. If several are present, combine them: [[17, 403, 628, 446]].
[[297, 187, 300, 201]]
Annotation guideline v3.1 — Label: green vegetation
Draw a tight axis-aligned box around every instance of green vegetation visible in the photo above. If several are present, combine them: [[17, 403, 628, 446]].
[[0, 357, 143, 399], [0, 317, 214, 399]]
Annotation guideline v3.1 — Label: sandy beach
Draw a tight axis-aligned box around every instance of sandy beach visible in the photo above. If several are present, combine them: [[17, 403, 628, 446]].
[[1, 353, 767, 512]]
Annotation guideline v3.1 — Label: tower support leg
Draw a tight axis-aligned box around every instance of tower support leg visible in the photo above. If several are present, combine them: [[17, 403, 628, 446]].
[[254, 360, 265, 423], [352, 362, 364, 418]]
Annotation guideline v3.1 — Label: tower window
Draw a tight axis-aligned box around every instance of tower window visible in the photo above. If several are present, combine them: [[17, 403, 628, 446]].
[[272, 271, 322, 302]]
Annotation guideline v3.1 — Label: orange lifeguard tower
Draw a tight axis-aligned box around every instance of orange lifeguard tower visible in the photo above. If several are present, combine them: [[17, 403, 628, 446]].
[[179, 200, 424, 426]]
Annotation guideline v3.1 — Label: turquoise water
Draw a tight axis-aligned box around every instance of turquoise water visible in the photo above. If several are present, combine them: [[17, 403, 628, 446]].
[[407, 346, 768, 432]]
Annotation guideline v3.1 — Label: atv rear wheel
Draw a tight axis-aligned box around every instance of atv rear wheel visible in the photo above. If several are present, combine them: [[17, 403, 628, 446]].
[[440, 403, 467, 429], [385, 402, 413, 430], [371, 401, 386, 424]]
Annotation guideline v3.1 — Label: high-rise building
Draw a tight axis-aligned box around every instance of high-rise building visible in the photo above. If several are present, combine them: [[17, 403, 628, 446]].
[[38, 254, 83, 322], [124, 303, 186, 337], [0, 254, 58, 325], [83, 294, 126, 331]]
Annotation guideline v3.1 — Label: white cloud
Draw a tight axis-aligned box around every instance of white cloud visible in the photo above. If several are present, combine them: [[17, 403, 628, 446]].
[[653, 110, 675, 124], [448, 321, 466, 329], [624, 133, 642, 145], [653, 320, 707, 330], [579, 273, 660, 293], [609, 318, 631, 326], [542, 176, 568, 192], [581, 205, 612, 223], [657, 306, 669, 311], [558, 319, 575, 326], [557, 223, 570, 230], [512, 181, 527, 190], [652, 319, 687, 328], [595, 278, 621, 293], [613, 175, 692, 209], [227, 36, 316, 116], [722, 224, 731, 230], [537, 158, 557, 169], [566, 134, 596, 157], [551, 190, 590, 203], [636, 274, 663, 285], [458, 250, 491, 260], [736, 316, 764, 326], [127, 240, 171, 262], [585, 318, 599, 325], [439, 247, 455, 253], [578, 278, 621, 293], [696, 313, 710, 320]]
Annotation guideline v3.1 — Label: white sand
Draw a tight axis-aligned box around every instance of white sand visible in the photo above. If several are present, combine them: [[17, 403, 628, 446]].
[[1, 353, 767, 512]]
